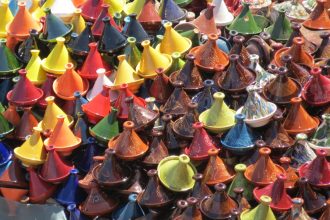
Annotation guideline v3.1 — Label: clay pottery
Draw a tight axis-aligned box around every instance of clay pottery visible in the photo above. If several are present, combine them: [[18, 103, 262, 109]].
[[78, 156, 103, 191], [112, 54, 144, 93], [137, 40, 173, 78], [273, 37, 314, 67], [315, 31, 330, 59], [6, 2, 42, 38], [41, 37, 73, 75], [108, 121, 148, 160], [123, 14, 149, 45], [283, 97, 319, 136], [200, 183, 239, 220], [138, 0, 161, 34], [226, 3, 262, 35], [0, 158, 28, 202], [298, 149, 330, 187], [124, 37, 141, 70], [174, 197, 202, 220], [157, 154, 197, 192], [169, 54, 204, 92], [0, 111, 14, 138], [156, 22, 191, 56], [98, 16, 127, 54], [73, 92, 88, 120], [228, 164, 254, 202], [80, 181, 119, 217], [44, 115, 82, 156], [92, 4, 120, 38], [112, 194, 145, 219], [246, 38, 274, 71], [171, 200, 189, 219], [113, 83, 146, 120], [279, 157, 298, 189], [202, 149, 234, 185], [73, 137, 103, 174], [278, 197, 312, 220], [27, 167, 56, 203], [46, 0, 76, 22], [253, 174, 292, 212], [25, 50, 47, 86], [232, 187, 251, 212], [286, 22, 316, 55], [0, 157, 28, 189], [310, 113, 330, 150], [240, 195, 276, 220], [303, 0, 330, 30], [39, 146, 73, 184], [149, 68, 172, 104], [0, 0, 13, 38], [7, 69, 43, 107], [217, 54, 256, 93], [82, 85, 111, 124], [319, 199, 330, 220], [173, 102, 199, 139], [124, 0, 146, 15], [125, 96, 159, 131], [191, 4, 219, 35], [54, 168, 85, 205], [199, 92, 236, 133], [116, 164, 147, 196], [0, 38, 22, 76], [0, 142, 12, 166], [229, 35, 250, 66], [70, 8, 86, 34], [192, 79, 219, 113], [53, 63, 89, 101], [159, 80, 191, 118], [296, 177, 327, 215], [89, 108, 119, 144], [283, 133, 317, 169], [281, 54, 310, 85], [143, 130, 169, 166], [189, 173, 212, 201], [39, 96, 73, 132], [184, 122, 216, 160], [67, 204, 88, 220], [86, 68, 116, 102], [37, 74, 57, 109], [15, 29, 49, 65], [80, 0, 103, 21], [211, 0, 234, 26], [263, 66, 302, 105], [67, 23, 95, 63], [78, 42, 111, 80], [221, 114, 256, 154], [39, 8, 73, 43], [2, 104, 20, 126], [92, 149, 131, 187], [190, 34, 229, 74], [161, 114, 181, 151], [137, 169, 174, 210], [264, 9, 292, 42], [237, 86, 277, 128], [159, 0, 186, 23], [14, 107, 38, 141], [244, 147, 285, 186], [302, 67, 330, 106]]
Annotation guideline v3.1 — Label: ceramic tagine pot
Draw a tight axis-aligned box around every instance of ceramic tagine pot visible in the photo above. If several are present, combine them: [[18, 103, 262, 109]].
[[244, 147, 285, 186], [236, 85, 277, 128], [199, 92, 236, 133]]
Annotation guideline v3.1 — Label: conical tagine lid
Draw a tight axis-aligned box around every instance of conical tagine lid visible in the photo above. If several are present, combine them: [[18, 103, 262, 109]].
[[7, 69, 43, 107], [108, 121, 148, 160]]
